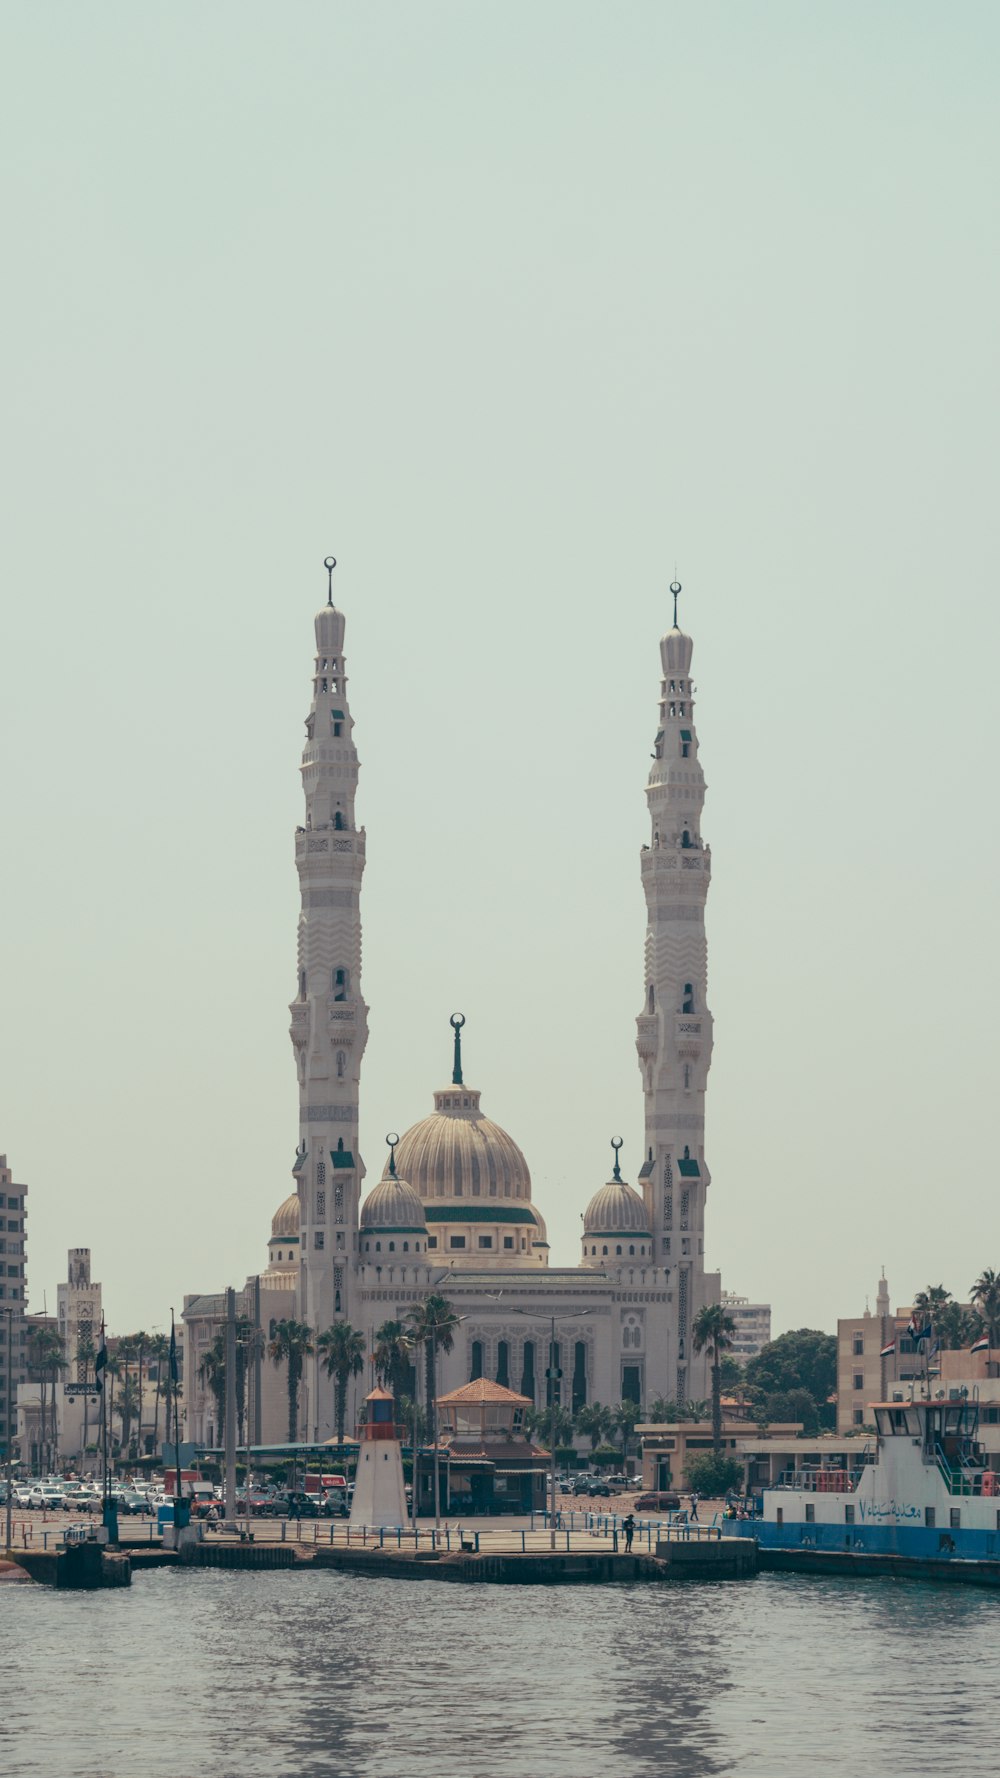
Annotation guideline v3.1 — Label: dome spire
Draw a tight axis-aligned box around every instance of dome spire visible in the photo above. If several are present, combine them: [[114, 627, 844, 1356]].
[[450, 1012, 466, 1086], [611, 1136, 624, 1182], [670, 579, 681, 630], [386, 1132, 399, 1178], [324, 555, 337, 607]]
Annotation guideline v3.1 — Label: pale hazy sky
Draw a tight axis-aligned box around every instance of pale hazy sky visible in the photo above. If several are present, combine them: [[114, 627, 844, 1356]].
[[2, 4, 997, 1342]]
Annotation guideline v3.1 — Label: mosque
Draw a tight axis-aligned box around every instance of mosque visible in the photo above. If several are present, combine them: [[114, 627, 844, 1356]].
[[183, 567, 721, 1447]]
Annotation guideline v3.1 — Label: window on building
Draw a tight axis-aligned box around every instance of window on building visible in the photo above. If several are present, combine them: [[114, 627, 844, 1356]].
[[333, 967, 349, 1000], [853, 1409, 864, 1425], [853, 1374, 864, 1391], [449, 1236, 466, 1250], [682, 982, 695, 1013], [496, 1340, 510, 1389], [572, 1341, 588, 1413], [950, 1508, 961, 1529], [428, 1237, 438, 1250], [647, 984, 655, 1013], [470, 1340, 483, 1381], [805, 1504, 815, 1523], [503, 1236, 514, 1250], [478, 1236, 492, 1249], [333, 811, 346, 830], [314, 1232, 324, 1250], [844, 1504, 855, 1524], [316, 1191, 326, 1218], [853, 1334, 864, 1356], [621, 1364, 641, 1405], [333, 721, 342, 737], [521, 1341, 536, 1402], [299, 969, 307, 998], [925, 1507, 935, 1528]]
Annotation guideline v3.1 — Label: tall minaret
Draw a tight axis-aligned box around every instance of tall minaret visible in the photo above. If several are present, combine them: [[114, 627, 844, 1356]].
[[635, 583, 716, 1404], [289, 559, 369, 1414]]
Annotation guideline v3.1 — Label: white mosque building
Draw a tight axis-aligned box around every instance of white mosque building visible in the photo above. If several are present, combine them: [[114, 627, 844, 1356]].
[[184, 567, 721, 1446]]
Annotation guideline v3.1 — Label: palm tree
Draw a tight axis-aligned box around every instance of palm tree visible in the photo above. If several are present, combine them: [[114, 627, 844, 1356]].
[[115, 1376, 141, 1455], [373, 1319, 411, 1420], [28, 1326, 65, 1471], [317, 1322, 366, 1449], [574, 1402, 613, 1450], [611, 1399, 642, 1471], [116, 1335, 138, 1458], [268, 1319, 314, 1443], [399, 1396, 429, 1447], [914, 1285, 951, 1318], [406, 1294, 459, 1429], [199, 1335, 227, 1443], [645, 1396, 679, 1424], [692, 1302, 737, 1453], [971, 1270, 1000, 1348], [936, 1300, 973, 1351], [147, 1334, 170, 1455]]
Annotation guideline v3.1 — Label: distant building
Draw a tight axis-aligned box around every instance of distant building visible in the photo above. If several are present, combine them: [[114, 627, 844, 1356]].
[[836, 1274, 994, 1434], [0, 1154, 28, 1463], [57, 1249, 102, 1374], [721, 1292, 771, 1362]]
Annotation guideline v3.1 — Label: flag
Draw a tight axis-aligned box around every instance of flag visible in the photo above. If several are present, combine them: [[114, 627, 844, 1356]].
[[907, 1315, 919, 1340], [94, 1325, 108, 1394], [928, 1339, 940, 1360], [880, 1340, 896, 1357], [970, 1334, 990, 1354], [913, 1321, 933, 1344]]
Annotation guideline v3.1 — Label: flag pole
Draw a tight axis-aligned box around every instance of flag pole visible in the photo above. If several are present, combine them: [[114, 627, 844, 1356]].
[[170, 1309, 182, 1506]]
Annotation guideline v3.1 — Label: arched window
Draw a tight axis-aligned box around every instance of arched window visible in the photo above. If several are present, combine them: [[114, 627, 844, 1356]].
[[402, 1241, 409, 1252], [647, 983, 655, 1013], [520, 1341, 536, 1402], [629, 1245, 635, 1256], [388, 1241, 395, 1252], [375, 1241, 381, 1252], [334, 968, 349, 1001], [683, 1063, 691, 1089], [572, 1341, 588, 1413], [299, 969, 307, 999], [334, 1291, 341, 1314], [336, 1051, 346, 1079], [471, 1340, 483, 1381], [681, 829, 692, 849], [682, 983, 695, 1014], [496, 1340, 510, 1389], [602, 1245, 609, 1256], [616, 1244, 623, 1256], [333, 810, 346, 831]]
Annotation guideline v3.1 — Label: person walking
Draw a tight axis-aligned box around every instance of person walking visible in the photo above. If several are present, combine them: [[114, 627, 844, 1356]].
[[688, 1492, 699, 1523], [622, 1512, 635, 1553]]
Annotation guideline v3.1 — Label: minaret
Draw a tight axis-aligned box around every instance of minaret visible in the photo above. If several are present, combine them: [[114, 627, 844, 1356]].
[[289, 559, 369, 1412], [635, 583, 715, 1404]]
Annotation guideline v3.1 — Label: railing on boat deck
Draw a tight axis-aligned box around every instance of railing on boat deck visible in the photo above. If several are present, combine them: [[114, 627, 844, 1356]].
[[933, 1445, 996, 1497], [771, 1468, 867, 1492]]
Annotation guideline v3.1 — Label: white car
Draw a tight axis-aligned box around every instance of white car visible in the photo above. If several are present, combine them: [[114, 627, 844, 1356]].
[[28, 1485, 65, 1510]]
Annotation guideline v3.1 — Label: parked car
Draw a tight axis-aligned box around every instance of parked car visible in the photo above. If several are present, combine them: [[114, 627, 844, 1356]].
[[261, 1491, 321, 1518], [633, 1490, 681, 1513], [321, 1488, 349, 1517], [28, 1485, 65, 1510], [571, 1477, 594, 1497], [586, 1480, 612, 1498], [116, 1491, 156, 1516]]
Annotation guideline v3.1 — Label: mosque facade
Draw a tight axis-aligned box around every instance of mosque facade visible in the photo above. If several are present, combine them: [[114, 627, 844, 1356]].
[[184, 570, 721, 1446]]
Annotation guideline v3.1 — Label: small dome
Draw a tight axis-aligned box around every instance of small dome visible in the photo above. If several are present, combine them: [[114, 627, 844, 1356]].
[[270, 1192, 300, 1242], [360, 1173, 428, 1233], [660, 625, 693, 676], [583, 1177, 651, 1237]]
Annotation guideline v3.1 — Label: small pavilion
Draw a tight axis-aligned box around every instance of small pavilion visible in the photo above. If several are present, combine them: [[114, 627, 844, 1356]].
[[434, 1378, 549, 1514]]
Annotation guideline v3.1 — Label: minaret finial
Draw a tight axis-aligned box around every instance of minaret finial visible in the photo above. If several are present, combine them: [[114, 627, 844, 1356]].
[[386, 1132, 399, 1177], [324, 556, 337, 607], [670, 580, 682, 630], [611, 1135, 623, 1181], [450, 1012, 466, 1085]]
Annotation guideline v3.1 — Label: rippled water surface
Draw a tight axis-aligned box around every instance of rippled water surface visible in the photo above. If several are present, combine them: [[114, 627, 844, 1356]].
[[4, 1568, 999, 1777]]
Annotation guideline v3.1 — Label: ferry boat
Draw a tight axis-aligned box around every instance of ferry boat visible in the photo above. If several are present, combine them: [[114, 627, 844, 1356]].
[[741, 1398, 1000, 1575]]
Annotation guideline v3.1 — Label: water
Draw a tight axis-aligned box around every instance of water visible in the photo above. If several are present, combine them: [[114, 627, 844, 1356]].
[[3, 1569, 999, 1777]]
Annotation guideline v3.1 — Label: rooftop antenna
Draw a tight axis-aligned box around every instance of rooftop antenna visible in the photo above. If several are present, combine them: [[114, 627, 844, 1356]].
[[611, 1136, 624, 1181], [670, 580, 682, 629], [450, 1012, 466, 1086], [324, 556, 337, 606]]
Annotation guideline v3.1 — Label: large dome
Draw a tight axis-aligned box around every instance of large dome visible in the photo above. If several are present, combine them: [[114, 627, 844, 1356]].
[[384, 1017, 547, 1268]]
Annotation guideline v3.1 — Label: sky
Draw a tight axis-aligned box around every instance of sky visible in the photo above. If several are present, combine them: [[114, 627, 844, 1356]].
[[1, 3, 998, 1342]]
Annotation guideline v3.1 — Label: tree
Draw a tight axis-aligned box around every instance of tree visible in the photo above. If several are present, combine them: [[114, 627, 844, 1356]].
[[611, 1400, 642, 1470], [399, 1396, 428, 1447], [268, 1319, 314, 1443], [131, 1331, 148, 1461], [685, 1452, 743, 1497], [406, 1294, 459, 1431], [971, 1270, 1000, 1348], [762, 1388, 820, 1436], [147, 1334, 170, 1455], [575, 1402, 614, 1449], [317, 1322, 366, 1449], [373, 1320, 412, 1420], [28, 1325, 65, 1471], [744, 1330, 837, 1429], [914, 1284, 951, 1315], [527, 1405, 574, 1449], [645, 1396, 679, 1424], [692, 1302, 737, 1453], [115, 1376, 141, 1453], [682, 1399, 710, 1422], [936, 1301, 973, 1351]]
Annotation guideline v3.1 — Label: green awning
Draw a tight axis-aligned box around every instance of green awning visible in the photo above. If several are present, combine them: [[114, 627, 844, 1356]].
[[677, 1156, 700, 1177], [680, 729, 692, 741], [330, 1149, 355, 1169], [425, 1204, 538, 1225], [331, 708, 345, 719]]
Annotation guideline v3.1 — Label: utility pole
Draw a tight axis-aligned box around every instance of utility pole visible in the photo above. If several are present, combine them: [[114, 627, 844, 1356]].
[[4, 1307, 13, 1553], [252, 1275, 262, 1447], [224, 1288, 237, 1525]]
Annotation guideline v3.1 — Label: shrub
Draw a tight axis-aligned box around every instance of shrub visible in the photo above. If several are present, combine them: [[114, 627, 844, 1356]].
[[591, 1444, 621, 1467], [684, 1452, 743, 1497]]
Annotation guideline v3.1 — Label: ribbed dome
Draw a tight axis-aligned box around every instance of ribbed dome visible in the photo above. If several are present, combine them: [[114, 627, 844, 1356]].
[[360, 1174, 428, 1233], [389, 1088, 533, 1204], [583, 1177, 651, 1236], [270, 1192, 300, 1242]]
